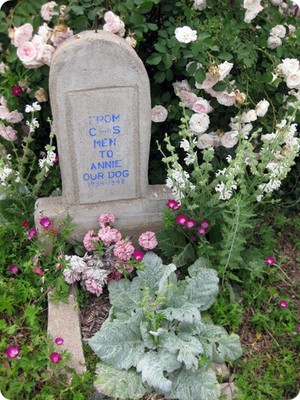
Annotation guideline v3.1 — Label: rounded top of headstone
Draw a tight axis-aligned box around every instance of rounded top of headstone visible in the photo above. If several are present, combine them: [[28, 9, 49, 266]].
[[51, 30, 142, 67]]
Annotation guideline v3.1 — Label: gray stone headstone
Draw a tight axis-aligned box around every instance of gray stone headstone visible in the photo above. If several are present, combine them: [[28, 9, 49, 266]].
[[35, 30, 168, 240]]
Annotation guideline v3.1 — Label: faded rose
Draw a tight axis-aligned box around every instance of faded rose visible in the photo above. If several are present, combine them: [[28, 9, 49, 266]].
[[189, 113, 210, 134], [41, 1, 58, 22], [151, 105, 168, 123]]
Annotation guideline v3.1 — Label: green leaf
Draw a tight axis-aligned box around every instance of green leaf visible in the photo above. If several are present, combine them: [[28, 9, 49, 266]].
[[154, 42, 168, 53], [154, 70, 166, 83], [166, 367, 221, 399], [89, 313, 145, 369], [69, 5, 84, 15], [173, 242, 197, 267], [218, 52, 233, 61], [147, 53, 162, 65], [162, 53, 173, 69], [136, 252, 165, 291], [156, 228, 187, 259], [138, 1, 154, 13], [94, 361, 146, 400], [136, 351, 173, 392], [194, 68, 206, 84], [212, 80, 228, 92]]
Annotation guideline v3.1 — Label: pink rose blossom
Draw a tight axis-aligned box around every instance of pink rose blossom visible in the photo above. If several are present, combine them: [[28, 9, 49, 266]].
[[6, 111, 24, 124], [83, 230, 99, 252], [179, 91, 198, 109], [0, 125, 17, 142], [9, 265, 19, 274], [0, 104, 9, 120], [113, 240, 135, 261], [167, 199, 181, 210], [99, 213, 116, 228], [103, 11, 125, 37], [138, 231, 158, 250], [17, 41, 38, 64], [12, 23, 33, 47], [176, 214, 188, 226], [98, 226, 122, 246], [40, 217, 51, 228], [49, 351, 62, 364], [192, 98, 213, 114], [54, 337, 64, 345], [151, 105, 168, 123], [132, 249, 145, 261], [5, 345, 20, 359], [27, 227, 37, 240], [41, 1, 59, 22], [85, 279, 103, 296]]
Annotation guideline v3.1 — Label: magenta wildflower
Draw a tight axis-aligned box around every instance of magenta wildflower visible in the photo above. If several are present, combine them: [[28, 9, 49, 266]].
[[5, 345, 20, 359], [27, 227, 37, 240], [40, 217, 51, 228], [265, 256, 276, 265], [33, 267, 44, 276], [11, 85, 22, 96], [198, 226, 206, 236], [176, 214, 188, 226], [132, 249, 145, 261], [167, 199, 181, 210], [184, 219, 196, 229], [138, 231, 158, 250], [297, 324, 300, 332], [49, 352, 62, 364], [54, 337, 64, 345], [9, 265, 19, 274], [200, 219, 210, 229], [22, 220, 29, 227], [279, 300, 288, 308]]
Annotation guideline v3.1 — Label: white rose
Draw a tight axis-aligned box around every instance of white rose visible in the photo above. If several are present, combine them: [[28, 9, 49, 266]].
[[286, 71, 300, 89], [270, 24, 286, 38], [103, 11, 125, 37], [221, 131, 238, 148], [151, 105, 168, 123], [192, 98, 213, 114], [244, 4, 263, 23], [179, 91, 198, 108], [256, 99, 270, 117], [277, 58, 300, 77], [41, 1, 58, 22], [267, 36, 282, 49], [215, 91, 236, 106], [175, 26, 197, 43], [173, 80, 191, 95], [241, 109, 257, 123], [193, 0, 207, 10], [12, 23, 33, 47], [270, 0, 283, 4], [218, 61, 234, 80], [189, 113, 210, 134], [197, 133, 219, 149]]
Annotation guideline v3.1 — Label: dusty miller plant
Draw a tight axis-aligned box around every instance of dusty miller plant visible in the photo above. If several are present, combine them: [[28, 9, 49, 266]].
[[89, 252, 242, 400]]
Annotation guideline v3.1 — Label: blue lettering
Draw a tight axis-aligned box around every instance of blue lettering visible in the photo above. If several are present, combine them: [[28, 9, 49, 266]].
[[89, 127, 96, 137], [93, 138, 117, 148], [108, 170, 129, 178], [113, 126, 121, 134]]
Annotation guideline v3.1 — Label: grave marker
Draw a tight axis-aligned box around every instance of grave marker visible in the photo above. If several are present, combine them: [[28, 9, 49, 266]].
[[34, 30, 168, 240]]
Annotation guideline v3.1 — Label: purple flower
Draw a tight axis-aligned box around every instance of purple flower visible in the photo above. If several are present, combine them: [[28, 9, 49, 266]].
[[54, 337, 64, 345], [198, 226, 206, 236], [9, 265, 19, 274], [279, 300, 288, 308], [33, 267, 44, 276], [5, 345, 20, 359], [11, 85, 22, 96], [200, 219, 210, 229], [265, 256, 276, 265], [132, 249, 145, 261], [184, 219, 196, 229], [176, 214, 188, 226], [297, 324, 300, 332], [27, 227, 37, 240], [49, 352, 62, 364], [40, 217, 51, 228], [167, 199, 181, 210]]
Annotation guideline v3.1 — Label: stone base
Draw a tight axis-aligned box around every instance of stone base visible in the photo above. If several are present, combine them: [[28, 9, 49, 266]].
[[34, 185, 170, 243]]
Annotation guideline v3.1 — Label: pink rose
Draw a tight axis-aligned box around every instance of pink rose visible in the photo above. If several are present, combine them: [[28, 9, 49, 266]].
[[103, 11, 125, 37], [192, 98, 213, 114], [98, 213, 116, 228], [6, 111, 23, 124], [0, 125, 17, 141], [17, 41, 38, 64], [151, 105, 168, 123], [138, 231, 158, 251], [51, 27, 73, 47], [179, 91, 198, 109], [41, 1, 58, 22], [83, 230, 99, 252], [12, 23, 33, 47]]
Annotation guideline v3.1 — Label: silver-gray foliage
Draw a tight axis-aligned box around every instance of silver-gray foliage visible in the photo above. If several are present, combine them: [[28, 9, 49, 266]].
[[89, 252, 242, 399]]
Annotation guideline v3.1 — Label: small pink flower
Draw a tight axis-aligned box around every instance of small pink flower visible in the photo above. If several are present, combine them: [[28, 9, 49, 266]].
[[176, 214, 188, 226], [98, 213, 116, 228], [11, 86, 23, 96], [114, 240, 135, 261], [27, 227, 37, 240], [5, 345, 20, 359], [138, 231, 158, 250], [40, 217, 51, 228], [132, 249, 145, 261], [167, 199, 181, 210], [49, 352, 62, 364], [198, 226, 206, 236], [54, 337, 64, 345], [200, 219, 210, 229], [279, 300, 288, 308], [108, 270, 123, 281], [83, 230, 99, 252], [33, 267, 44, 276], [22, 220, 29, 227], [265, 256, 276, 265], [184, 219, 196, 229], [85, 279, 104, 296], [98, 226, 122, 246], [151, 105, 168, 123], [9, 265, 19, 274]]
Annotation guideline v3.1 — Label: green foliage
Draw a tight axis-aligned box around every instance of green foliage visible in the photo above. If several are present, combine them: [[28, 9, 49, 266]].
[[89, 252, 242, 399]]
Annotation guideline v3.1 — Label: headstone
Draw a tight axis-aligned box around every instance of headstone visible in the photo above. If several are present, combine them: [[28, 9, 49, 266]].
[[34, 30, 168, 240]]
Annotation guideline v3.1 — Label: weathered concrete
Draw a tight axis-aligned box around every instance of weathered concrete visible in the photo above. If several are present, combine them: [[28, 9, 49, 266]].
[[34, 30, 169, 240]]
